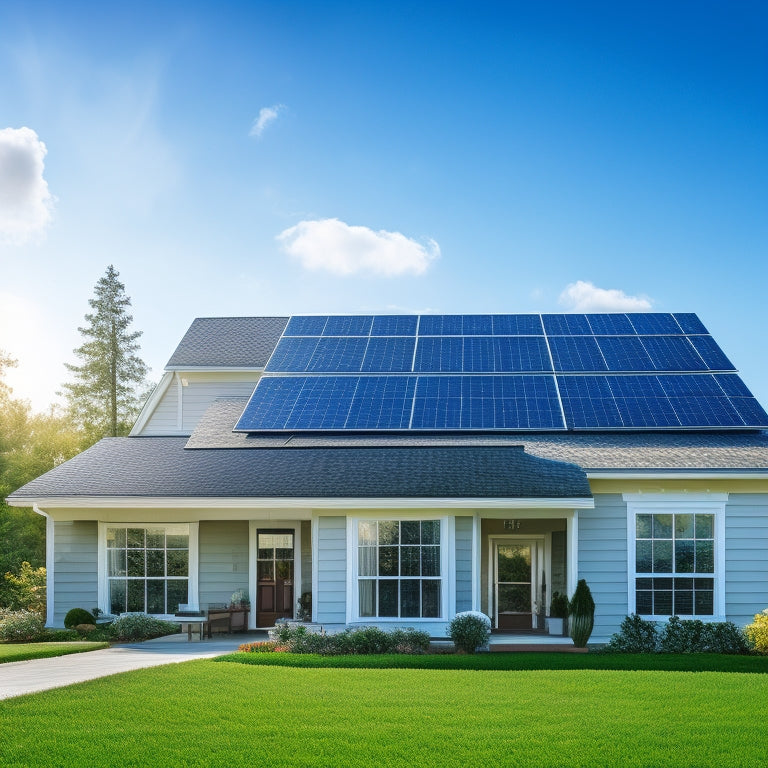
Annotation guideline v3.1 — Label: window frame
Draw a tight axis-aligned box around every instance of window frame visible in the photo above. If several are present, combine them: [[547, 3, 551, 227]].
[[346, 514, 454, 623], [624, 494, 726, 621]]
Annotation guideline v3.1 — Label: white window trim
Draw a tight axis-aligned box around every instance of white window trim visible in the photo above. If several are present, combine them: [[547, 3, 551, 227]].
[[98, 522, 199, 618], [346, 514, 455, 623], [624, 493, 727, 622]]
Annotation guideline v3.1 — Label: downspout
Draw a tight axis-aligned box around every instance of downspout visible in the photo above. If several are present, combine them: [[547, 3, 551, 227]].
[[33, 504, 55, 628]]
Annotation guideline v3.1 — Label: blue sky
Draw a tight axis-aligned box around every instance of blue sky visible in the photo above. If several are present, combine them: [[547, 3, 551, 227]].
[[1, 1, 766, 411]]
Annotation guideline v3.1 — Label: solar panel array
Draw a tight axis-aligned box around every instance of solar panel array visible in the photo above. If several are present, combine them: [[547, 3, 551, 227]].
[[234, 314, 768, 432]]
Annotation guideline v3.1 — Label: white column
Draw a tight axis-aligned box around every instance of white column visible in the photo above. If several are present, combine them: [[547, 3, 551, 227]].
[[566, 510, 579, 597]]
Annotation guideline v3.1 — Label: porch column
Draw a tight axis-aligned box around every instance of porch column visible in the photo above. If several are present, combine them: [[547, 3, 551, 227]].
[[566, 510, 579, 598], [472, 512, 481, 611], [247, 520, 258, 629]]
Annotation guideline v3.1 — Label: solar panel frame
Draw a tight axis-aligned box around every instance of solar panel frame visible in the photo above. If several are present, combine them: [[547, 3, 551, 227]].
[[264, 337, 320, 372], [322, 315, 373, 337], [674, 313, 709, 334], [283, 316, 328, 336]]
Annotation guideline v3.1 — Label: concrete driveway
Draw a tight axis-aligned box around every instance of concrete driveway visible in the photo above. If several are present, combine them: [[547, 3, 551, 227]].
[[0, 632, 268, 700]]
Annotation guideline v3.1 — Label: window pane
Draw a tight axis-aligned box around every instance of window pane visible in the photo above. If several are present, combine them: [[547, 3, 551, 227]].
[[694, 588, 713, 615], [127, 549, 145, 577], [695, 514, 714, 539], [422, 580, 440, 618], [635, 577, 653, 590], [276, 560, 293, 580], [674, 586, 693, 615], [379, 546, 399, 577], [146, 528, 165, 548], [358, 547, 377, 577], [258, 533, 274, 551], [276, 548, 293, 561], [127, 580, 145, 612], [146, 549, 165, 578], [401, 547, 420, 576], [378, 521, 399, 546], [147, 579, 165, 614], [636, 514, 652, 538], [674, 514, 694, 539], [652, 540, 673, 573], [107, 527, 126, 548], [653, 515, 673, 539], [635, 540, 652, 572], [273, 534, 293, 549], [258, 561, 274, 581], [359, 580, 375, 617], [635, 584, 653, 614], [258, 549, 273, 560], [110, 579, 127, 614], [401, 580, 421, 617], [358, 521, 377, 546], [401, 521, 420, 545], [167, 580, 188, 614], [167, 550, 188, 577], [127, 528, 145, 548], [108, 549, 126, 577], [653, 585, 673, 615], [674, 540, 694, 573], [421, 546, 440, 577], [378, 581, 398, 616], [166, 534, 188, 548], [695, 541, 714, 573], [421, 521, 440, 545]]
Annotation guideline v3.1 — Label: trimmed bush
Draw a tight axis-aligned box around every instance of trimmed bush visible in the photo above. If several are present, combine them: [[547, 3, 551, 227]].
[[549, 591, 569, 619], [604, 614, 658, 653], [108, 613, 180, 641], [239, 641, 281, 653], [64, 608, 96, 629], [569, 579, 595, 648], [746, 609, 768, 654], [700, 621, 751, 654], [658, 615, 703, 653], [0, 609, 47, 642], [43, 629, 82, 642], [266, 625, 431, 655], [448, 611, 491, 654]]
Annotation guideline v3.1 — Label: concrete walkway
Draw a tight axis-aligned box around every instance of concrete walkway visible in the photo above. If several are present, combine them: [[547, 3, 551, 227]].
[[0, 632, 269, 701]]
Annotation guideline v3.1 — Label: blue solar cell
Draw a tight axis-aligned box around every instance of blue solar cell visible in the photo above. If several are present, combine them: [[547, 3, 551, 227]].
[[345, 376, 417, 429], [713, 374, 754, 398], [283, 376, 359, 429], [627, 314, 682, 335], [597, 337, 655, 371], [492, 315, 543, 335], [361, 337, 415, 372], [370, 315, 418, 336], [548, 337, 608, 372], [689, 336, 735, 371], [674, 314, 708, 334], [656, 374, 723, 398], [557, 376, 623, 428], [307, 337, 367, 372], [496, 337, 553, 372], [586, 314, 635, 335], [728, 397, 768, 427], [462, 337, 495, 372], [542, 314, 592, 335], [607, 375, 680, 428], [418, 315, 463, 335], [234, 377, 307, 430], [283, 316, 327, 336], [640, 337, 707, 371], [461, 315, 494, 335], [414, 337, 463, 371], [411, 376, 463, 429], [265, 338, 319, 372], [322, 315, 373, 336]]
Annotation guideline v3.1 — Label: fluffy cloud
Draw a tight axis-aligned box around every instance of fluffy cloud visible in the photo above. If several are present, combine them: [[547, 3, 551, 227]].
[[0, 127, 54, 243], [558, 280, 653, 312], [250, 105, 284, 138], [277, 218, 440, 277]]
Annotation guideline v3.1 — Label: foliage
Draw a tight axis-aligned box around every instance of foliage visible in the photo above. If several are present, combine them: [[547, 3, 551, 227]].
[[745, 609, 768, 654], [448, 611, 491, 653], [0, 641, 108, 664], [60, 265, 150, 440], [297, 590, 312, 621], [549, 591, 569, 618], [3, 561, 46, 612], [568, 579, 595, 647], [239, 641, 281, 653], [698, 621, 751, 654], [64, 607, 96, 629], [0, 608, 46, 641], [107, 613, 179, 641], [266, 624, 431, 655], [43, 629, 82, 642], [229, 589, 249, 607], [604, 614, 659, 653]]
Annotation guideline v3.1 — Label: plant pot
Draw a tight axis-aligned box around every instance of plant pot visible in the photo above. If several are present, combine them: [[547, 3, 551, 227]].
[[546, 617, 565, 636]]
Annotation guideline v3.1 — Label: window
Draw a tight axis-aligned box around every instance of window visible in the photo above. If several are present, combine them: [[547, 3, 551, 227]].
[[357, 520, 441, 618], [106, 525, 189, 615]]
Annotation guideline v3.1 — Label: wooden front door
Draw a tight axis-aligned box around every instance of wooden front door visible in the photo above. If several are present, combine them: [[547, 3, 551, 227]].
[[256, 530, 294, 627], [495, 541, 535, 630]]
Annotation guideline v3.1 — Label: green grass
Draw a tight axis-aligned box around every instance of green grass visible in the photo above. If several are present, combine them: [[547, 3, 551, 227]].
[[0, 641, 109, 663], [1, 658, 767, 767]]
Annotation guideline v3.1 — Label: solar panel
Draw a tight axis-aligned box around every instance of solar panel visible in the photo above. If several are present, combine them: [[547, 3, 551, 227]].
[[548, 337, 608, 372], [283, 316, 327, 336], [586, 314, 635, 335], [597, 336, 655, 372], [414, 337, 463, 372], [688, 336, 735, 371], [461, 315, 494, 335], [674, 313, 708, 334], [345, 376, 417, 429], [542, 314, 592, 335], [307, 337, 368, 372], [418, 315, 464, 336], [627, 314, 682, 335], [462, 337, 552, 372], [361, 337, 416, 372], [322, 315, 373, 336], [639, 336, 707, 371], [492, 315, 543, 335], [557, 376, 624, 428], [265, 337, 319, 372], [371, 315, 418, 336]]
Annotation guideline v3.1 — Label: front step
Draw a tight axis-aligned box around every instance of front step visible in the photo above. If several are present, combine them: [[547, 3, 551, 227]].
[[489, 643, 587, 653]]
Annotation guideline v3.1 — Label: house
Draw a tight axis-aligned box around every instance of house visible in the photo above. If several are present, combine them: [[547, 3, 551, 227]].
[[7, 313, 768, 642]]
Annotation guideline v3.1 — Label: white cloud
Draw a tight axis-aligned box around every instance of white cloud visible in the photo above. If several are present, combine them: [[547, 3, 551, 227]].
[[250, 104, 284, 138], [558, 280, 653, 312], [277, 218, 440, 277], [0, 127, 54, 243]]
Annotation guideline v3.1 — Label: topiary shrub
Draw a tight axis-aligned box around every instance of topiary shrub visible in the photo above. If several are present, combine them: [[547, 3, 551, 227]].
[[658, 616, 704, 653], [746, 609, 768, 654], [448, 611, 491, 654], [604, 614, 658, 653], [700, 621, 751, 654], [569, 579, 595, 648], [0, 609, 47, 642], [108, 613, 180, 641], [265, 624, 431, 655], [64, 608, 96, 629], [549, 591, 569, 619]]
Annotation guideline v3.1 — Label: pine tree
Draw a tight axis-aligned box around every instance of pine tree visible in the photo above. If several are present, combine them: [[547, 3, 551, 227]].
[[61, 265, 149, 438]]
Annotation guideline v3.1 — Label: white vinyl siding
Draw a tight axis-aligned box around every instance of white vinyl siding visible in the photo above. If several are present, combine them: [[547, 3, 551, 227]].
[[198, 521, 249, 608], [53, 521, 98, 627]]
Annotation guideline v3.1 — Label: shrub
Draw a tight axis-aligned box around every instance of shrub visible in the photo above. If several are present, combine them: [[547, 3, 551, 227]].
[[604, 614, 658, 653], [448, 611, 491, 654], [239, 641, 281, 653], [658, 616, 703, 653], [569, 579, 595, 648], [265, 625, 431, 655], [0, 609, 46, 642], [43, 628, 81, 642], [64, 608, 96, 629], [746, 609, 768, 654], [108, 613, 180, 641], [3, 562, 46, 613], [700, 621, 751, 654], [549, 591, 569, 619]]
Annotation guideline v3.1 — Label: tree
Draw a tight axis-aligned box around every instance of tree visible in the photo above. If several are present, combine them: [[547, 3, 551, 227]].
[[61, 265, 149, 439]]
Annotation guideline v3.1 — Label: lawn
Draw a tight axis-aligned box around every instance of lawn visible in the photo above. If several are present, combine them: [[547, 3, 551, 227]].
[[1, 656, 766, 767], [0, 641, 108, 664]]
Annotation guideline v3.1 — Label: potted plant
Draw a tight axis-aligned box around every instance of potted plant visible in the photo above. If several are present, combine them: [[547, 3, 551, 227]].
[[230, 589, 250, 609], [547, 591, 569, 636]]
